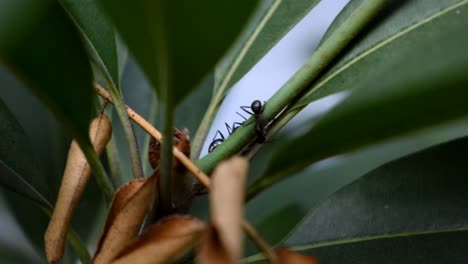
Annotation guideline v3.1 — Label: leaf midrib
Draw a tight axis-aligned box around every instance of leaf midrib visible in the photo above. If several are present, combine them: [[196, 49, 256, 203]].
[[244, 227, 468, 263], [296, 0, 468, 109]]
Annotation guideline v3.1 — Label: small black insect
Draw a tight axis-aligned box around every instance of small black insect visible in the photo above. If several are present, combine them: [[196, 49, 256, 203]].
[[208, 112, 247, 153], [241, 100, 266, 143]]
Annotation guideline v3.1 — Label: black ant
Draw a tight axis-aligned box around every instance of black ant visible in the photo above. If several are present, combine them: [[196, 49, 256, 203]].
[[208, 112, 247, 153], [241, 100, 266, 144]]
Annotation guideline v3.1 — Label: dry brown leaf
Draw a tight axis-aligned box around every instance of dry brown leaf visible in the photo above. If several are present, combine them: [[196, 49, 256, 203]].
[[93, 174, 158, 264], [197, 157, 249, 264], [44, 114, 112, 263], [113, 215, 206, 264], [197, 225, 231, 264], [276, 247, 319, 264], [148, 128, 190, 170]]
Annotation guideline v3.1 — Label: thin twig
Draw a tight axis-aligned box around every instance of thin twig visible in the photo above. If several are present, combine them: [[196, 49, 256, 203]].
[[242, 221, 279, 264], [94, 83, 278, 264], [95, 83, 211, 188]]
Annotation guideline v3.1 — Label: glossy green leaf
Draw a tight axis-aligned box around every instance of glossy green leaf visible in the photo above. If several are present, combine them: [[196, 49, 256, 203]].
[[60, 0, 146, 182], [97, 0, 259, 105], [0, 98, 50, 208], [293, 231, 468, 264], [0, 196, 44, 263], [296, 0, 464, 107], [0, 1, 94, 146], [245, 204, 306, 256], [246, 119, 468, 250], [278, 138, 468, 263], [0, 1, 47, 50], [215, 0, 322, 95], [61, 0, 120, 87], [249, 3, 468, 198], [0, 71, 103, 261]]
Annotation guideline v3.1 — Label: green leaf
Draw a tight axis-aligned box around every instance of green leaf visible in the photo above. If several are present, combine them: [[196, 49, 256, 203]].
[[0, 69, 100, 262], [215, 0, 322, 95], [280, 137, 468, 263], [0, 1, 94, 146], [246, 119, 468, 249], [296, 0, 465, 107], [0, 97, 50, 207], [249, 2, 468, 198], [60, 0, 145, 181], [0, 196, 44, 263], [245, 204, 306, 256], [97, 0, 259, 105], [60, 0, 120, 87], [293, 231, 468, 264]]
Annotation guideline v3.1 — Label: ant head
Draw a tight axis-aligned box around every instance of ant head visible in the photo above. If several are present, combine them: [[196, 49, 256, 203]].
[[251, 100, 263, 114]]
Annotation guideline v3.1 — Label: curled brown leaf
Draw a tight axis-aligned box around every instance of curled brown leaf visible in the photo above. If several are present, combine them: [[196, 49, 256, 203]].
[[148, 128, 190, 170], [93, 174, 158, 264], [44, 114, 112, 263], [198, 157, 249, 264], [113, 215, 206, 264]]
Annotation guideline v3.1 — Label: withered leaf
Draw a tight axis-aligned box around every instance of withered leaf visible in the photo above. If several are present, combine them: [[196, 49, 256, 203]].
[[93, 174, 157, 264], [113, 215, 206, 264], [148, 128, 190, 170], [198, 157, 249, 264], [45, 114, 112, 263]]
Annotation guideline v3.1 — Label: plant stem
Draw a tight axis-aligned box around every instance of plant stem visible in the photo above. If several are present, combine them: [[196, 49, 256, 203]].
[[160, 99, 174, 213], [242, 221, 279, 264], [190, 99, 221, 159], [153, 0, 175, 213], [105, 133, 124, 188], [141, 95, 158, 176], [77, 138, 114, 203], [105, 79, 144, 180], [195, 0, 386, 174]]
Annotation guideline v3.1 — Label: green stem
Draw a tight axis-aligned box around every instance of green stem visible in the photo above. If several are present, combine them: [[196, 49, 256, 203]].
[[153, 1, 175, 213], [41, 207, 92, 264], [141, 94, 158, 176], [190, 98, 221, 159], [195, 0, 386, 174], [160, 100, 174, 212], [244, 227, 468, 263], [105, 79, 144, 180], [105, 131, 124, 188], [77, 138, 114, 203]]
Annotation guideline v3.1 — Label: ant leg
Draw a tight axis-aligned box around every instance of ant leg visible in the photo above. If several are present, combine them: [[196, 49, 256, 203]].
[[236, 111, 248, 122], [212, 129, 225, 141], [240, 105, 255, 116], [225, 122, 234, 135], [231, 121, 244, 132]]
